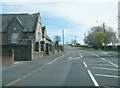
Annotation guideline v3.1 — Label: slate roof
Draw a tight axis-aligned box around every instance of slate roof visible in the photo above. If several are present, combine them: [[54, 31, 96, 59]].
[[0, 12, 40, 32]]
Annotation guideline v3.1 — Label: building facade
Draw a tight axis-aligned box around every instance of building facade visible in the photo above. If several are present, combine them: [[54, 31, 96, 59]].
[[0, 12, 54, 62], [1, 13, 44, 52]]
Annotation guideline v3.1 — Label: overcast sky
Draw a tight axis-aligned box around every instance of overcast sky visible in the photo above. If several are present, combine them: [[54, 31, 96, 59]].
[[1, 0, 119, 44]]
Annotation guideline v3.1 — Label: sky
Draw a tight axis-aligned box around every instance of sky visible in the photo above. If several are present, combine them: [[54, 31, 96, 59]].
[[0, 0, 119, 44]]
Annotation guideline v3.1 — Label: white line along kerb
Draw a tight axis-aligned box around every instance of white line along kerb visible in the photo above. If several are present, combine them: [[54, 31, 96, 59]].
[[87, 70, 99, 86], [48, 53, 68, 64]]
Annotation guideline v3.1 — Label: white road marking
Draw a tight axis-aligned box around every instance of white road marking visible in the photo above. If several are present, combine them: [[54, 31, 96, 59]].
[[107, 61, 118, 68], [68, 57, 72, 61], [68, 56, 81, 61], [88, 52, 106, 61], [48, 53, 68, 64], [96, 55, 99, 57], [83, 62, 88, 68], [91, 67, 118, 71], [95, 74, 120, 78], [74, 57, 81, 60], [6, 53, 68, 86], [87, 70, 99, 86], [100, 58, 106, 61], [79, 53, 82, 58], [6, 65, 46, 86], [88, 64, 111, 66]]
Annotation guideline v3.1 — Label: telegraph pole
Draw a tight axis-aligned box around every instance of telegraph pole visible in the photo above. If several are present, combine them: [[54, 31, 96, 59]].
[[62, 30, 64, 51], [103, 22, 106, 50]]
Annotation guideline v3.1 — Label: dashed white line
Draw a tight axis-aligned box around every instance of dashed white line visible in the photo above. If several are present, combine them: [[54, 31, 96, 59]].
[[95, 74, 120, 78], [87, 70, 99, 86], [83, 62, 88, 68], [107, 61, 118, 68]]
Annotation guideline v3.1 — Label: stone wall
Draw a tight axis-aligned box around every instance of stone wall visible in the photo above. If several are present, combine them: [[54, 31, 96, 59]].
[[1, 40, 33, 62], [1, 44, 14, 66]]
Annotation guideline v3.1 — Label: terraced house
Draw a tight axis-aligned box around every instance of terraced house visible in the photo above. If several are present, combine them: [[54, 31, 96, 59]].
[[0, 12, 53, 65]]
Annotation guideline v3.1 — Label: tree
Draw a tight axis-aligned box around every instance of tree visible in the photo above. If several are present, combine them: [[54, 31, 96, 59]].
[[84, 26, 117, 49], [54, 35, 61, 52], [92, 32, 104, 48], [54, 35, 61, 44]]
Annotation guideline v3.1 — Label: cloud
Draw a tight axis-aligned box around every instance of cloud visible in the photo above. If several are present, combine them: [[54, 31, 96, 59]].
[[1, 1, 118, 44]]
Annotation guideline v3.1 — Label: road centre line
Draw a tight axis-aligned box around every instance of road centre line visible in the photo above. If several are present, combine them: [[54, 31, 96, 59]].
[[91, 67, 118, 71], [95, 74, 120, 78], [87, 70, 99, 86], [6, 53, 68, 86], [107, 61, 118, 68], [83, 62, 88, 68]]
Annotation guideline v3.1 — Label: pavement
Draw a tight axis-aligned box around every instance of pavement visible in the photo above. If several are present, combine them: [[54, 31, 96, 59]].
[[2, 46, 119, 87]]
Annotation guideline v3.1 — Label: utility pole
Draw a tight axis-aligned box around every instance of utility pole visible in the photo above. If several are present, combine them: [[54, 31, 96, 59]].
[[103, 22, 106, 50], [62, 30, 64, 51]]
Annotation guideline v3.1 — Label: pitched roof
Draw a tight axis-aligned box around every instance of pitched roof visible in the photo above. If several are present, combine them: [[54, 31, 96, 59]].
[[0, 12, 40, 32]]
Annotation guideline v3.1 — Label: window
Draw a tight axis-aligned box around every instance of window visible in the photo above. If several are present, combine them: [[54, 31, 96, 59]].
[[12, 33, 18, 43]]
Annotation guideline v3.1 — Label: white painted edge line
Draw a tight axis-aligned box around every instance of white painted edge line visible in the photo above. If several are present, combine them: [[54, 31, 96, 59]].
[[107, 61, 118, 68], [91, 67, 118, 71], [6, 53, 68, 86], [87, 70, 99, 86], [6, 65, 46, 86], [48, 53, 68, 65], [83, 62, 88, 68], [95, 74, 120, 78]]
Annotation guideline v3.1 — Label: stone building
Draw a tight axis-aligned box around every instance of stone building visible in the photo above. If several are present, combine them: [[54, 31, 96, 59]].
[[42, 26, 54, 55], [0, 12, 53, 62], [1, 12, 43, 51]]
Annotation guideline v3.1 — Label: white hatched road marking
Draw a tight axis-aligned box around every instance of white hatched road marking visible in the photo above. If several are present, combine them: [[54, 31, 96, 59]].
[[91, 67, 118, 71], [95, 74, 120, 78], [107, 61, 118, 68]]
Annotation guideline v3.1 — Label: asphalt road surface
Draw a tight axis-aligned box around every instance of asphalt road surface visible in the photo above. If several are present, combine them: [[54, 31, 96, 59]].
[[2, 46, 119, 87]]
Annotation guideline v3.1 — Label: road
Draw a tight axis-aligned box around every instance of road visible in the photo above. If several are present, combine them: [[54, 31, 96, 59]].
[[2, 46, 119, 87]]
